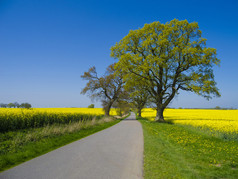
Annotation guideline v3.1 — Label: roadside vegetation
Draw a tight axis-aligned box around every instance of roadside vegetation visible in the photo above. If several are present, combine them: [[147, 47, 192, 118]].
[[0, 109, 128, 172], [138, 109, 238, 179]]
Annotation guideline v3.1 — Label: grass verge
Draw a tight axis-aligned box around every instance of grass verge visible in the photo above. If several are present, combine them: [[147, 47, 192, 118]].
[[138, 117, 238, 179], [0, 117, 121, 172]]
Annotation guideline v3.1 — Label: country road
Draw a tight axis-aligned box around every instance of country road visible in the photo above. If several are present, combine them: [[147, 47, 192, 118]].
[[0, 113, 144, 179]]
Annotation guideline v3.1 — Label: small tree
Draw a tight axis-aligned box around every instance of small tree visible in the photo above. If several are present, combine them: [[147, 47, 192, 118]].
[[20, 103, 32, 109], [88, 104, 95, 108], [25, 103, 31, 109], [111, 19, 220, 121], [113, 100, 130, 116], [81, 63, 124, 116], [112, 90, 131, 116], [215, 106, 221, 109], [132, 90, 149, 117], [7, 103, 15, 108], [125, 80, 149, 117]]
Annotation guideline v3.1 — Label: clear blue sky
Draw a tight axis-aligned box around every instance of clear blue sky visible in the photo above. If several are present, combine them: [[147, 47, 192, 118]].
[[0, 0, 238, 108]]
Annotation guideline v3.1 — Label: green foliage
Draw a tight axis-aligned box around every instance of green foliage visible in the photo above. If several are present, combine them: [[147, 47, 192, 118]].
[[19, 103, 31, 109], [113, 100, 131, 116], [111, 19, 220, 120], [7, 103, 15, 108], [130, 86, 149, 117], [1, 102, 22, 108], [88, 104, 95, 108]]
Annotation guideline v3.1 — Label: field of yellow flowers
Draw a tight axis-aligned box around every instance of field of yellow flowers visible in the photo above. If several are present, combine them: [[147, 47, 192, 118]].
[[0, 108, 117, 132], [142, 108, 238, 134], [140, 109, 238, 178]]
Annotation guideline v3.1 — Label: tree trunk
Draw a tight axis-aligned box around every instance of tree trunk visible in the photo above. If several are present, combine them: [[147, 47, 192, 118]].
[[105, 107, 110, 116], [155, 107, 165, 122], [138, 108, 142, 117], [104, 102, 113, 116]]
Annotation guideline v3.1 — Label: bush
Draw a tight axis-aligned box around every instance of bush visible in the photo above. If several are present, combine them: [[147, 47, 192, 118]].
[[88, 104, 95, 108]]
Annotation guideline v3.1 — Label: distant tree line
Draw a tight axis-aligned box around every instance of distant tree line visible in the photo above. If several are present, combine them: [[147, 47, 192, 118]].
[[0, 102, 32, 109]]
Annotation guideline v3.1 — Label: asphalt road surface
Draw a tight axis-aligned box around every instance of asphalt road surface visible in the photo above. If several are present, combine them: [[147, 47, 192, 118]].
[[0, 113, 144, 179]]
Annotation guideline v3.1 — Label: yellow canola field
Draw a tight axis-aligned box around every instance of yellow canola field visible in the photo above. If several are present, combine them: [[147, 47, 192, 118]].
[[0, 108, 117, 116], [142, 108, 238, 133], [0, 108, 118, 132], [35, 108, 118, 115]]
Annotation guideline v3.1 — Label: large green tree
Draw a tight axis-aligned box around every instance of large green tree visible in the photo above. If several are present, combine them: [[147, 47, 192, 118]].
[[111, 19, 220, 121]]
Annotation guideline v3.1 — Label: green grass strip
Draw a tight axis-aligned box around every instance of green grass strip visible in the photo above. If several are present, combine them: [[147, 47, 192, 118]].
[[138, 117, 238, 179]]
